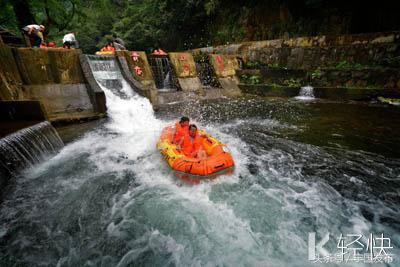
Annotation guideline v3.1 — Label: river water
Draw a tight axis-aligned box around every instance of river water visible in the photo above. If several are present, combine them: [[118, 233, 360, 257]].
[[1, 68, 400, 265]]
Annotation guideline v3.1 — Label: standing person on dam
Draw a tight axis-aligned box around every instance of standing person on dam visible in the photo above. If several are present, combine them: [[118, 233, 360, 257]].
[[62, 32, 78, 49], [22, 24, 45, 48]]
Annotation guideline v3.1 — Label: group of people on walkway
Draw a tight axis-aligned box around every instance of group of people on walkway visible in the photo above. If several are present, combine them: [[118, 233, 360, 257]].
[[173, 117, 207, 159], [21, 24, 126, 52], [20, 24, 168, 54], [22, 24, 78, 49]]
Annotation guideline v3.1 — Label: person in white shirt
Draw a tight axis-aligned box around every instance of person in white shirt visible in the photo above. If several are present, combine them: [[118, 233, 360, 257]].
[[62, 32, 78, 49], [22, 24, 45, 47]]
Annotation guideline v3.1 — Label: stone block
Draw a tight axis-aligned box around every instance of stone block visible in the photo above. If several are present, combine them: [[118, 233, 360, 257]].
[[209, 54, 239, 78], [116, 55, 158, 103], [169, 52, 198, 78], [117, 50, 156, 88], [177, 77, 203, 92], [218, 77, 242, 96]]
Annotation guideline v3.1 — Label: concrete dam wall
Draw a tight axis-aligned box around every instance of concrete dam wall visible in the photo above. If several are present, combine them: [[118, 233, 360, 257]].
[[0, 43, 107, 125]]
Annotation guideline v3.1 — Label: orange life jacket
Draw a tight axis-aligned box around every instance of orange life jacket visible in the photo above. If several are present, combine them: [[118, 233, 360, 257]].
[[181, 132, 204, 157], [173, 122, 188, 144], [107, 45, 115, 51]]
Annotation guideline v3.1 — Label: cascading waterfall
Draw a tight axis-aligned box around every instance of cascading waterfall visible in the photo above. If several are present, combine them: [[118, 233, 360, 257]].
[[195, 58, 221, 88], [86, 55, 129, 99], [87, 54, 163, 135], [149, 57, 176, 90], [295, 85, 315, 100], [0, 121, 64, 179]]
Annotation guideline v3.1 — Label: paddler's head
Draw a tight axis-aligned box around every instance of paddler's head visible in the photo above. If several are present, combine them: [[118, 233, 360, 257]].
[[189, 124, 197, 138], [179, 116, 189, 127]]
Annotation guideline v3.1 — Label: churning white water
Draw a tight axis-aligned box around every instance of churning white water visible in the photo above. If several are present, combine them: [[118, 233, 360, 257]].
[[295, 85, 315, 100], [0, 57, 399, 266]]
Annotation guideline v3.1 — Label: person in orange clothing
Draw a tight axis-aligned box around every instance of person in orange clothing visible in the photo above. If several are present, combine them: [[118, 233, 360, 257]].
[[100, 43, 116, 52], [107, 44, 115, 51], [173, 116, 189, 149], [181, 124, 207, 159]]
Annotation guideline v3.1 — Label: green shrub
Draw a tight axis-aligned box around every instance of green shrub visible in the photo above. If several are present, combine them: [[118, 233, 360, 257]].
[[334, 60, 384, 70], [244, 61, 265, 69], [240, 74, 261, 84], [248, 75, 261, 84], [311, 69, 322, 79], [283, 78, 302, 87]]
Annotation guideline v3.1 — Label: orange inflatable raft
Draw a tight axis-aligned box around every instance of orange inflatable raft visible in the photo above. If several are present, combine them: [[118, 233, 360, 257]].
[[157, 125, 234, 178], [95, 51, 115, 55]]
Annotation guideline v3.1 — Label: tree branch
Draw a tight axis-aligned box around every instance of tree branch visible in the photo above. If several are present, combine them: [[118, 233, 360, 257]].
[[58, 1, 76, 32]]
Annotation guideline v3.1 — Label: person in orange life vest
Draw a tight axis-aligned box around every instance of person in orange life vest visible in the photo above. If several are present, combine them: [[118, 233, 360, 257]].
[[104, 43, 115, 51], [181, 124, 207, 159], [108, 44, 116, 51], [173, 116, 189, 149]]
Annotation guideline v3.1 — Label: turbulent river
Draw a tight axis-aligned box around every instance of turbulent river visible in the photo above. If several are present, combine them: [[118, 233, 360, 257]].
[[1, 59, 400, 266]]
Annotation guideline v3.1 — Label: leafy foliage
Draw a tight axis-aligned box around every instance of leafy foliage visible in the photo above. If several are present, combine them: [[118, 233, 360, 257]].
[[240, 74, 261, 85], [1, 0, 400, 53], [310, 69, 322, 79], [283, 78, 302, 87], [334, 60, 385, 71]]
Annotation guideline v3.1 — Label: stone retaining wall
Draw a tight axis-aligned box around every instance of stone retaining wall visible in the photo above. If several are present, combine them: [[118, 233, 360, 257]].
[[237, 68, 400, 89], [239, 84, 400, 100], [193, 32, 400, 70]]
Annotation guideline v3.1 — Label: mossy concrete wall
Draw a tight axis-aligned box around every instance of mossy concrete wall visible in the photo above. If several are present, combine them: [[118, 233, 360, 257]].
[[0, 45, 106, 123], [239, 84, 400, 100], [115, 54, 157, 104], [237, 68, 400, 89], [117, 50, 156, 89], [23, 84, 95, 121], [13, 48, 85, 84], [207, 54, 241, 96], [0, 100, 47, 137], [209, 54, 239, 77], [193, 32, 400, 70], [0, 43, 23, 100], [169, 52, 203, 92]]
